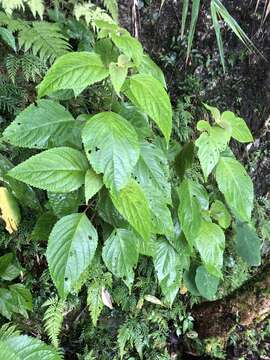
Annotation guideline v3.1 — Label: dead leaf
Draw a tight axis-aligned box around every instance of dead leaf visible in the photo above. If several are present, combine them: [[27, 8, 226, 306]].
[[101, 287, 113, 309], [144, 295, 163, 306]]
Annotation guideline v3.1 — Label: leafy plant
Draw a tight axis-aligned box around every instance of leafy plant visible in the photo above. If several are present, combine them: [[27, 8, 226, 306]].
[[0, 2, 263, 358], [0, 323, 62, 360], [0, 252, 32, 319]]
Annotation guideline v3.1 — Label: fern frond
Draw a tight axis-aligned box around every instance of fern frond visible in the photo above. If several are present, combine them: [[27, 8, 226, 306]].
[[0, 323, 20, 340], [117, 320, 149, 359], [0, 0, 24, 16], [5, 54, 20, 83], [0, 0, 44, 18], [0, 11, 29, 32], [26, 0, 44, 19], [19, 21, 70, 63], [0, 75, 26, 113], [5, 54, 47, 82], [21, 53, 47, 81], [101, 0, 118, 21], [74, 2, 114, 28], [117, 322, 132, 360], [87, 272, 112, 326], [42, 296, 65, 348]]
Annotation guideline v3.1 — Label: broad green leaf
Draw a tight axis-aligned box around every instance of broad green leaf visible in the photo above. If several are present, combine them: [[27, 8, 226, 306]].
[[138, 54, 166, 87], [137, 235, 155, 257], [0, 284, 32, 319], [37, 52, 109, 97], [210, 200, 231, 229], [31, 212, 57, 241], [194, 220, 225, 278], [82, 112, 140, 192], [116, 103, 152, 139], [109, 61, 128, 95], [125, 74, 172, 143], [8, 147, 89, 193], [153, 238, 182, 305], [0, 154, 40, 211], [9, 284, 32, 318], [203, 103, 221, 122], [0, 253, 21, 281], [0, 288, 16, 319], [195, 265, 219, 300], [48, 190, 84, 218], [197, 120, 212, 133], [0, 335, 62, 360], [98, 189, 127, 228], [46, 213, 98, 298], [221, 111, 253, 143], [178, 179, 207, 247], [0, 27, 16, 51], [215, 157, 254, 222], [102, 229, 139, 289], [134, 141, 173, 236], [134, 141, 171, 203], [195, 126, 229, 180], [110, 179, 151, 240], [174, 142, 195, 180], [0, 187, 20, 234], [3, 100, 81, 149], [111, 29, 143, 66], [183, 266, 200, 296], [94, 38, 118, 67], [85, 169, 103, 203], [235, 221, 261, 266], [149, 194, 174, 236]]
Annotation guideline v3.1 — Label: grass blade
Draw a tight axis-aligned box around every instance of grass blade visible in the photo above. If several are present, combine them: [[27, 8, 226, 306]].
[[186, 0, 201, 63], [213, 0, 262, 56], [210, 0, 225, 72], [181, 0, 189, 39]]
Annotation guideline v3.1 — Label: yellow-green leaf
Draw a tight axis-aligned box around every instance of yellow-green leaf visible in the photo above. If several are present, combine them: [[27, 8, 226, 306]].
[[0, 187, 20, 234]]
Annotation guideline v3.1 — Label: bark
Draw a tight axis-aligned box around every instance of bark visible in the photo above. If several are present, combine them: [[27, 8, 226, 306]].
[[192, 264, 270, 339]]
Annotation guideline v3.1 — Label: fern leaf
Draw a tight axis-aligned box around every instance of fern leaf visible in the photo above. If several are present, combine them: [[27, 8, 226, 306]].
[[0, 0, 44, 18], [5, 55, 19, 83], [117, 322, 132, 360], [26, 0, 44, 19], [21, 53, 47, 81], [0, 74, 26, 113], [19, 21, 70, 63], [102, 0, 118, 21], [74, 2, 114, 27], [0, 323, 20, 340], [0, 0, 24, 15], [87, 271, 112, 326], [0, 11, 29, 32], [42, 296, 65, 348]]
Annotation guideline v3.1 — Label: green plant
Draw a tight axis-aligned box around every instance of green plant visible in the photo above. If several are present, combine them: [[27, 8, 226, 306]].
[[0, 3, 263, 358], [180, 0, 261, 71], [0, 323, 63, 359], [0, 252, 32, 319], [42, 296, 65, 348]]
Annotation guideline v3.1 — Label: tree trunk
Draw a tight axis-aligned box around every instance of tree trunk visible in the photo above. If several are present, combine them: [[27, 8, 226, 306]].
[[192, 264, 270, 339]]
